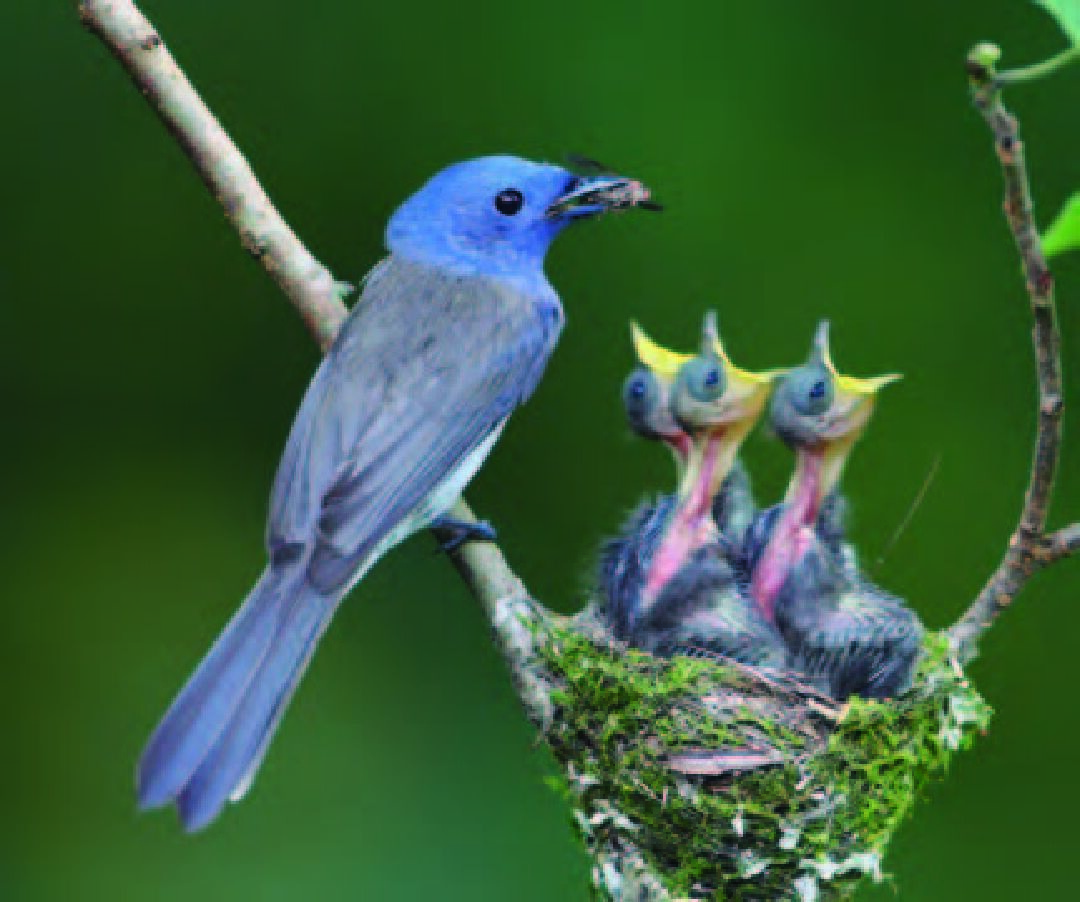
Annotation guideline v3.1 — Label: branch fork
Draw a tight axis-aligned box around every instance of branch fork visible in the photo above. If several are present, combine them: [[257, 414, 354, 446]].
[[947, 47, 1080, 661]]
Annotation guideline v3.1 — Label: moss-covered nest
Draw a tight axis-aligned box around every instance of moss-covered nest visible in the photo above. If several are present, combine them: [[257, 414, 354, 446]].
[[540, 607, 991, 900]]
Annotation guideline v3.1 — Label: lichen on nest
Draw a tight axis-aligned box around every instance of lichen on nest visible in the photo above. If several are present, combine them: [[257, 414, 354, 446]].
[[539, 606, 991, 900]]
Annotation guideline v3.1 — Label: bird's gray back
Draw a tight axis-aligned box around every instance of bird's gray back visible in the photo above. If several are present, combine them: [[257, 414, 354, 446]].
[[267, 255, 562, 591]]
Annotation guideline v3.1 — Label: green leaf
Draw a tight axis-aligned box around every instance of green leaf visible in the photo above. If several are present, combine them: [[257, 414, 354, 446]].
[[1042, 193, 1080, 257], [1034, 0, 1080, 45]]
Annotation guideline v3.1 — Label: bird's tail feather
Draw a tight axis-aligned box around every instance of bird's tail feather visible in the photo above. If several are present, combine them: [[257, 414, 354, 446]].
[[136, 566, 339, 831]]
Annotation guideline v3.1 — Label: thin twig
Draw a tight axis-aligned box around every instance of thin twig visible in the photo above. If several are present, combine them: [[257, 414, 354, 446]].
[[947, 47, 1074, 663], [998, 45, 1080, 86], [78, 0, 345, 351], [77, 0, 554, 729], [1046, 522, 1080, 563]]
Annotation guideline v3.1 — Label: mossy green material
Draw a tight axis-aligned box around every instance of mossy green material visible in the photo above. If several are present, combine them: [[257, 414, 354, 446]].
[[541, 623, 991, 900]]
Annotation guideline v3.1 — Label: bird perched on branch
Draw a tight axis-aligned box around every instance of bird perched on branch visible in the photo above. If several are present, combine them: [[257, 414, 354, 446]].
[[599, 314, 785, 667], [137, 155, 655, 831], [746, 322, 924, 700]]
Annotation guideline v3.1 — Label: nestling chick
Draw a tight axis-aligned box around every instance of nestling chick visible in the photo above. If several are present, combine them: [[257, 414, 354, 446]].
[[746, 322, 924, 700], [599, 314, 785, 667]]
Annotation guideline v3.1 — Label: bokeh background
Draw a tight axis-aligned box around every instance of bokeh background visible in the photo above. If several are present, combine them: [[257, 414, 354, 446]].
[[6, 1, 1080, 899]]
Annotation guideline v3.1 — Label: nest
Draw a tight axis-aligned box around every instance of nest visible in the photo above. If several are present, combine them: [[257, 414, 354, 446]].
[[540, 605, 990, 900]]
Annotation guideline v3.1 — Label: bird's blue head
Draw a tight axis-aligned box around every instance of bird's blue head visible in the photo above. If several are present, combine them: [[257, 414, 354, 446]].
[[386, 155, 654, 289]]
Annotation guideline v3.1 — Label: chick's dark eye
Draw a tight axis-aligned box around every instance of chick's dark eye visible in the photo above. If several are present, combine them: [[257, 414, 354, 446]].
[[679, 356, 726, 403], [622, 369, 660, 428], [791, 370, 832, 416], [494, 188, 524, 215]]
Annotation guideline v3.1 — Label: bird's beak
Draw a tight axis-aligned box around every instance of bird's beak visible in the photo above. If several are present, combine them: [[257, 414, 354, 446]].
[[675, 355, 780, 435], [810, 321, 902, 442], [630, 321, 691, 380], [695, 311, 782, 432], [810, 371, 902, 505], [819, 373, 903, 442], [718, 367, 780, 431], [676, 368, 776, 504], [547, 174, 659, 218]]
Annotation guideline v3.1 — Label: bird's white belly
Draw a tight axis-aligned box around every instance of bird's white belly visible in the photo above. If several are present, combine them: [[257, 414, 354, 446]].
[[343, 420, 507, 593], [413, 420, 508, 528]]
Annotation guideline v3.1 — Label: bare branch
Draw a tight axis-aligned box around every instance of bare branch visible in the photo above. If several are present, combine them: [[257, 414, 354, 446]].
[[79, 0, 346, 350], [77, 0, 554, 726], [1046, 523, 1080, 564], [947, 47, 1074, 662]]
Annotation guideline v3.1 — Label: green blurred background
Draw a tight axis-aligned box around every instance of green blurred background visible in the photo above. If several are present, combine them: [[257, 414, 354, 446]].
[[6, 1, 1080, 898]]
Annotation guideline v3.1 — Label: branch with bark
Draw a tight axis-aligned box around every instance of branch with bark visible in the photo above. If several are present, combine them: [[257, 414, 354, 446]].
[[946, 44, 1080, 663]]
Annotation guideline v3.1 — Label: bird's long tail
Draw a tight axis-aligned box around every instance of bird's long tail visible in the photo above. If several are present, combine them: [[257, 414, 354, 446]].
[[136, 565, 339, 831]]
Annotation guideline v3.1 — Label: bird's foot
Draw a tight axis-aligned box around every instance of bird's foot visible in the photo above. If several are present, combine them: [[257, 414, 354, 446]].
[[431, 516, 497, 554]]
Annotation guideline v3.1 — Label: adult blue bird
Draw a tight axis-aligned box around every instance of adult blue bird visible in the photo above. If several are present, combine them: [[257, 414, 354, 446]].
[[137, 155, 654, 831]]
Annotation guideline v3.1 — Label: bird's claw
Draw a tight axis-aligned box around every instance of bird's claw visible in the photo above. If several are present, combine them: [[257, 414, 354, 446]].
[[431, 516, 497, 554]]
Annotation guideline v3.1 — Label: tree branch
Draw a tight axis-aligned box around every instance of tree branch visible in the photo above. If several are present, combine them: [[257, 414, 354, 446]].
[[78, 0, 346, 351], [948, 45, 1076, 663], [77, 0, 555, 729], [1047, 522, 1080, 562]]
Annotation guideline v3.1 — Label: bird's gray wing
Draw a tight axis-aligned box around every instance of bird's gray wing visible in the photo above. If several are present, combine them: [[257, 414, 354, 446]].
[[267, 255, 561, 591]]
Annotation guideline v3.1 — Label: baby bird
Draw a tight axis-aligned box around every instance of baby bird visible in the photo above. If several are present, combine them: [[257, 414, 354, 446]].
[[599, 314, 785, 667], [746, 322, 923, 700]]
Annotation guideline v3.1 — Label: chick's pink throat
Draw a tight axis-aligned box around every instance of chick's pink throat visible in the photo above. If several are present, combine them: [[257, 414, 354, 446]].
[[663, 431, 692, 461], [750, 449, 823, 621], [643, 432, 723, 602]]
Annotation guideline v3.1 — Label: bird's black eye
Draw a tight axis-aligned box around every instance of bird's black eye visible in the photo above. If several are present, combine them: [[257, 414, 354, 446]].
[[678, 356, 726, 403], [494, 188, 524, 216], [787, 367, 833, 416], [622, 368, 661, 434]]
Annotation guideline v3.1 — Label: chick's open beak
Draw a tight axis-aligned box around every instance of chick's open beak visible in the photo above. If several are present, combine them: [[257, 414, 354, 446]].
[[547, 174, 659, 218], [809, 372, 902, 508], [820, 373, 902, 442], [676, 367, 777, 434], [717, 370, 775, 429], [675, 367, 775, 506]]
